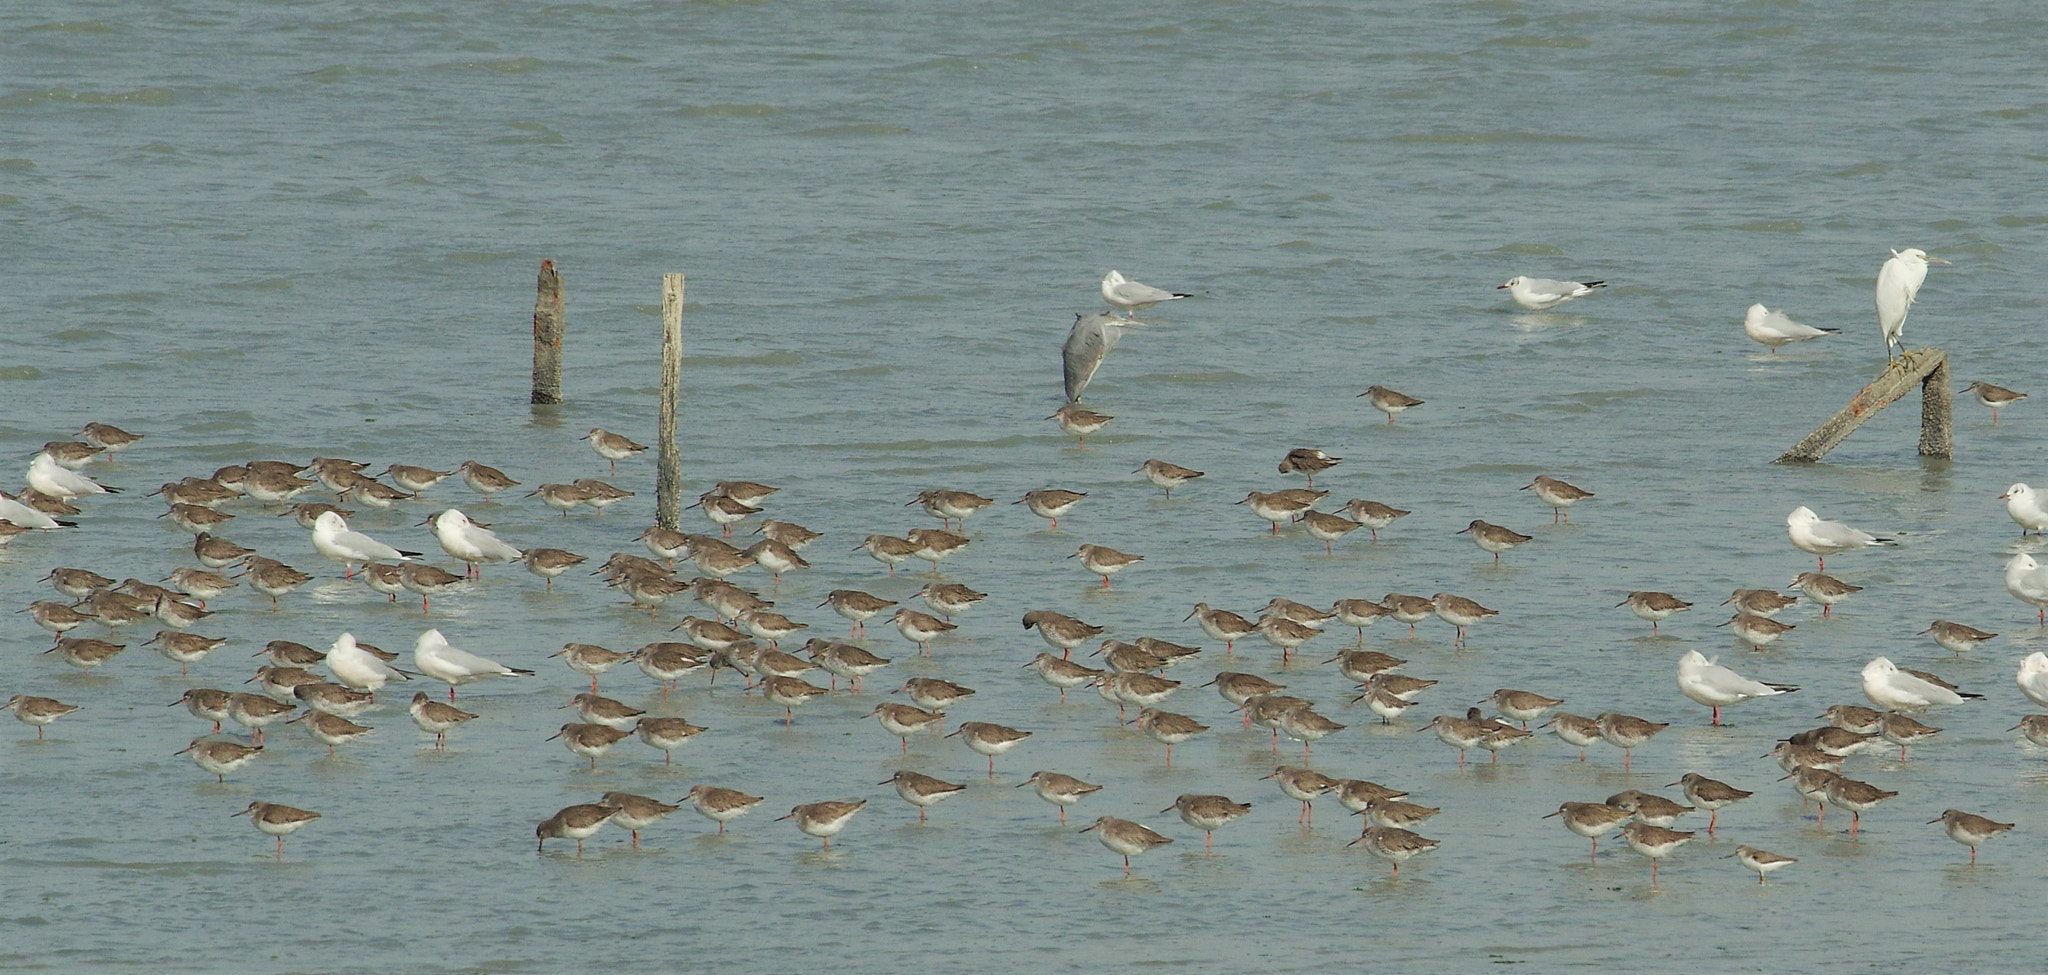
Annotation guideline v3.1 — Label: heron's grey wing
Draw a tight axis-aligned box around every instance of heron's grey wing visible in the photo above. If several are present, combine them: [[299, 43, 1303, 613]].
[[1063, 313, 1123, 402]]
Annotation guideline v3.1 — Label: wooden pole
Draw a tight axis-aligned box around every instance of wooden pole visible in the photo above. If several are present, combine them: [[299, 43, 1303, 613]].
[[531, 260, 564, 405], [1775, 347, 1950, 463], [655, 274, 685, 530]]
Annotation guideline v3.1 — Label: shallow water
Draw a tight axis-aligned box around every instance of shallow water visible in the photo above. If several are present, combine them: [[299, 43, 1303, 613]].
[[5, 0, 2048, 970]]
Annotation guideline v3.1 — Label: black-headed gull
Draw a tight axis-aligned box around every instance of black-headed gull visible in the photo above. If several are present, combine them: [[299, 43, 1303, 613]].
[[1785, 506, 1890, 570], [1099, 270, 1188, 319], [1742, 303, 1838, 351], [1677, 650, 1797, 725], [1860, 656, 1980, 711], [1498, 275, 1605, 311]]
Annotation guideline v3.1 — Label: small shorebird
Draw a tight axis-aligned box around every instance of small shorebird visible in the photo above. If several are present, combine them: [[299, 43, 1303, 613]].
[[44, 636, 125, 673], [821, 589, 896, 637], [1921, 619, 1995, 654], [1349, 826, 1439, 877], [289, 710, 372, 756], [1166, 794, 1252, 854], [1719, 612, 1793, 649], [908, 489, 993, 529], [1431, 593, 1497, 647], [683, 785, 764, 834], [1362, 797, 1440, 834], [1237, 489, 1327, 534], [1262, 765, 1337, 825], [742, 539, 808, 587], [1277, 707, 1345, 759], [1301, 510, 1361, 554], [176, 737, 262, 782], [1340, 499, 1408, 541], [1824, 776, 1898, 836], [1820, 703, 1884, 734], [1254, 615, 1319, 663], [1380, 593, 1436, 637], [809, 641, 890, 692], [1015, 488, 1086, 531], [398, 563, 465, 615], [1049, 404, 1112, 447], [1136, 708, 1208, 767], [1278, 448, 1340, 487], [1024, 610, 1105, 657], [1730, 846, 1798, 884], [1724, 588, 1797, 617], [1931, 808, 2014, 864], [1961, 380, 2026, 423], [581, 428, 647, 474], [866, 703, 944, 753], [408, 692, 478, 749], [294, 683, 373, 719], [1329, 599, 1390, 644], [777, 799, 866, 849], [905, 527, 969, 570], [689, 494, 760, 536], [454, 461, 520, 502], [164, 503, 233, 534], [1135, 459, 1203, 498], [1607, 790, 1695, 827], [1521, 475, 1594, 523], [1070, 544, 1142, 587], [1359, 385, 1424, 423], [1458, 520, 1531, 562], [1596, 712, 1668, 771], [857, 534, 920, 576], [149, 630, 224, 675], [1543, 712, 1604, 761], [1017, 771, 1102, 824], [536, 803, 615, 856], [761, 675, 830, 726], [1186, 603, 1256, 653], [913, 582, 985, 620], [224, 693, 294, 745], [1544, 801, 1634, 860], [896, 677, 976, 715], [564, 692, 646, 732], [233, 801, 320, 858], [881, 770, 967, 824], [193, 533, 254, 569], [547, 722, 633, 769], [163, 568, 235, 608], [1618, 591, 1690, 634], [79, 421, 143, 456], [888, 608, 956, 656], [1671, 773, 1751, 834], [5, 695, 79, 739], [550, 643, 631, 692], [1617, 822, 1693, 883], [1677, 650, 1798, 725], [1080, 815, 1173, 876], [599, 792, 681, 849], [1877, 712, 1941, 760], [948, 721, 1031, 777], [2010, 714, 2048, 760], [244, 558, 312, 609], [1204, 671, 1285, 719], [1024, 653, 1106, 703], [1790, 572, 1861, 618], [757, 519, 821, 551], [1483, 688, 1563, 729], [636, 717, 705, 764], [520, 548, 587, 590], [381, 464, 452, 495], [574, 479, 634, 512], [1332, 780, 1410, 820]]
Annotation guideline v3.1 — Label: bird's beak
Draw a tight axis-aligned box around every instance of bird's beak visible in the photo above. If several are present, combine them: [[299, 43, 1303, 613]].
[[1078, 823, 1097, 833], [1495, 283, 1509, 290], [1927, 256, 1951, 265], [231, 807, 250, 817], [1541, 810, 1560, 819]]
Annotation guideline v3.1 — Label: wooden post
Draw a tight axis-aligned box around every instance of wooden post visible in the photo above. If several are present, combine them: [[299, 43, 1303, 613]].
[[1775, 347, 1951, 463], [655, 274, 685, 530], [531, 260, 564, 405]]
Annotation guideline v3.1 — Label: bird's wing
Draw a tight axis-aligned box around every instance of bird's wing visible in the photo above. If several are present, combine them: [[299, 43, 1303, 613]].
[[1107, 280, 1179, 304], [1063, 314, 1123, 403]]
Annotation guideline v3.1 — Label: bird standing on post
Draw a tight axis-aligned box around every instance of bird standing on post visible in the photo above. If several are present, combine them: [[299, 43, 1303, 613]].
[[1875, 248, 1948, 361]]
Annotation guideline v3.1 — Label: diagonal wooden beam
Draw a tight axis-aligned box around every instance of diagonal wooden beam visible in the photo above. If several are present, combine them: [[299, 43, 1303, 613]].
[[1775, 347, 1950, 463]]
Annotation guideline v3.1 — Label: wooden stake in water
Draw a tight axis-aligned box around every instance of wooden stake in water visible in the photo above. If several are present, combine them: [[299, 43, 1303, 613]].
[[1775, 347, 1951, 463], [656, 273, 685, 530], [531, 260, 564, 405]]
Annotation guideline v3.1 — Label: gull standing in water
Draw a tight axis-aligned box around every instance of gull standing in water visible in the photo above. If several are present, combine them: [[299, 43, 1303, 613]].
[[311, 511, 419, 578], [1099, 270, 1188, 319], [1742, 304, 1837, 352], [411, 628, 534, 700], [1786, 506, 1889, 571], [1676, 650, 1797, 725], [425, 509, 522, 579], [1875, 247, 1948, 361], [1498, 276, 1604, 311], [2004, 554, 2048, 624]]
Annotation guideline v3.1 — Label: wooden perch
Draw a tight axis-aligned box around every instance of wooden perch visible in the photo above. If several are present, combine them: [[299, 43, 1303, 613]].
[[1775, 347, 1951, 463]]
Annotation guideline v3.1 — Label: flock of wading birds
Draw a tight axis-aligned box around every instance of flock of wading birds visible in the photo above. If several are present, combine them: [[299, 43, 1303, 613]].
[[4, 267, 2043, 881]]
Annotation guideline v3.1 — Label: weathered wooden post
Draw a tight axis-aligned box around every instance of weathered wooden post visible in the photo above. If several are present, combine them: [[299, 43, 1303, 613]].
[[655, 273, 685, 530], [531, 260, 564, 405], [1775, 347, 1952, 463]]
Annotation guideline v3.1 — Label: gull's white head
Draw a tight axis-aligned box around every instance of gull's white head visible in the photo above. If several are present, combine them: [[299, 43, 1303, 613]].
[[1678, 649, 1709, 671], [2003, 484, 2031, 501], [2009, 553, 2040, 574], [415, 628, 448, 650], [1103, 270, 1126, 286], [1863, 656, 1897, 678], [435, 509, 470, 530], [1787, 506, 1817, 526], [2020, 652, 2048, 679], [313, 511, 348, 533], [1497, 276, 1525, 291], [1743, 303, 1769, 327], [331, 632, 358, 655]]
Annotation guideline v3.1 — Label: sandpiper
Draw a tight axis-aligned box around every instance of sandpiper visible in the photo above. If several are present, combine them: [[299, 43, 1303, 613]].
[[1341, 499, 1410, 541], [867, 702, 945, 753], [1049, 404, 1112, 446], [224, 693, 294, 745], [1961, 380, 2026, 422], [888, 608, 956, 656], [564, 692, 646, 732], [1596, 712, 1668, 770], [857, 534, 920, 575], [45, 637, 125, 673], [1327, 599, 1389, 645], [572, 478, 633, 513], [1457, 520, 1531, 563], [1363, 797, 1441, 834], [1237, 489, 1328, 534], [1824, 776, 1898, 836], [1277, 707, 1345, 758], [1720, 612, 1793, 649], [5, 695, 79, 739], [594, 792, 680, 849], [518, 548, 587, 591], [1024, 609, 1105, 658], [1723, 588, 1798, 617], [1253, 615, 1319, 663], [1543, 712, 1604, 761], [453, 461, 519, 502], [1022, 653, 1105, 703], [675, 786, 759, 836], [1921, 619, 1996, 654], [1522, 475, 1594, 523], [881, 770, 967, 824], [1135, 459, 1203, 498], [192, 533, 254, 570], [1785, 572, 1859, 618], [1262, 765, 1337, 825], [1618, 591, 1691, 635], [1730, 846, 1797, 884], [1359, 385, 1424, 423], [2010, 714, 2048, 760], [1166, 794, 1252, 855], [78, 421, 143, 455], [908, 489, 993, 529], [1185, 603, 1256, 653], [1350, 826, 1439, 877], [904, 528, 969, 570], [548, 722, 632, 769], [233, 801, 321, 858], [1483, 689, 1564, 729], [1544, 801, 1634, 860], [1878, 712, 1941, 760], [295, 683, 373, 719], [581, 428, 647, 474], [1278, 448, 1340, 487], [1431, 593, 1497, 647], [408, 692, 478, 749], [1016, 771, 1101, 825], [940, 718, 1030, 777], [147, 630, 224, 675], [777, 799, 866, 849], [176, 737, 262, 782], [256, 640, 324, 667], [1931, 808, 2014, 864], [755, 519, 820, 551], [1136, 707, 1208, 767], [1300, 510, 1362, 555], [630, 717, 703, 765], [1670, 773, 1751, 834], [551, 643, 631, 692], [536, 803, 615, 856], [1333, 780, 1410, 821], [1070, 543, 1142, 587], [44, 567, 114, 599], [1015, 489, 1086, 531], [397, 563, 464, 615], [819, 589, 895, 637], [251, 665, 325, 704], [1607, 790, 1695, 827], [1203, 672, 1285, 721], [1080, 816, 1173, 876], [742, 539, 808, 586], [896, 678, 976, 718], [289, 709, 372, 756], [1618, 822, 1694, 883], [162, 568, 235, 609], [164, 503, 233, 534], [761, 675, 829, 726]]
